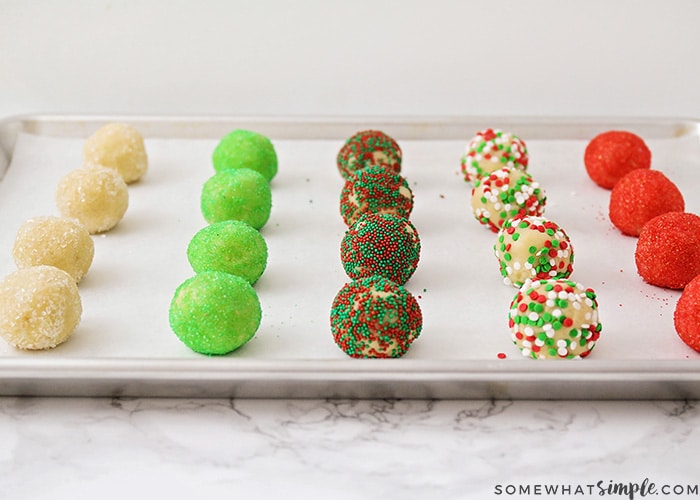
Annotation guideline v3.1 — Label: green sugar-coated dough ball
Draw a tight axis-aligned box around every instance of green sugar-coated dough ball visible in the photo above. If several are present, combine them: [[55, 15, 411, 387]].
[[201, 168, 272, 229], [187, 220, 268, 284], [169, 271, 262, 355], [212, 129, 278, 182]]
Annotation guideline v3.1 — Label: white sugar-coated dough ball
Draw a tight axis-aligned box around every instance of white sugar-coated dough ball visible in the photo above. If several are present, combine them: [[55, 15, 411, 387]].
[[56, 166, 129, 234], [83, 123, 148, 183], [0, 266, 82, 350], [13, 216, 94, 282]]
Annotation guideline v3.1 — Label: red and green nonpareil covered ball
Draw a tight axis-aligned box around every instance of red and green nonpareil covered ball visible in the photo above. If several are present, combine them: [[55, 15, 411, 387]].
[[495, 216, 574, 287], [471, 166, 546, 233], [460, 128, 529, 184], [340, 213, 420, 286], [508, 279, 602, 359], [339, 164, 414, 226], [330, 275, 422, 358], [336, 129, 402, 180]]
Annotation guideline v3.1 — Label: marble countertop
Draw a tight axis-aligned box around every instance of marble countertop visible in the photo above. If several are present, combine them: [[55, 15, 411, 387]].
[[1, 397, 698, 499]]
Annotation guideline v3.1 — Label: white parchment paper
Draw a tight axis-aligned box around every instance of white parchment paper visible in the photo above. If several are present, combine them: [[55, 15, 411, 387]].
[[0, 131, 698, 363]]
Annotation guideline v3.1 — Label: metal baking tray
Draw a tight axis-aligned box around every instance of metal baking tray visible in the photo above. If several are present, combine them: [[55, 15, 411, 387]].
[[1, 114, 699, 399]]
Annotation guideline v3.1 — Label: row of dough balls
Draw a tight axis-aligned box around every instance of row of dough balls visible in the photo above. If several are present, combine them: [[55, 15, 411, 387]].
[[0, 123, 147, 351], [57, 122, 147, 234], [169, 129, 277, 356], [330, 130, 423, 359], [461, 128, 601, 360], [583, 130, 700, 354]]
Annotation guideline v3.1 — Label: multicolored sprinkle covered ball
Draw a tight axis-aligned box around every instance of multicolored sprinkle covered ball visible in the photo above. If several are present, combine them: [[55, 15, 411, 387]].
[[330, 275, 422, 358], [495, 216, 574, 287], [187, 220, 268, 285], [508, 279, 602, 359], [609, 169, 685, 237], [212, 129, 278, 182], [635, 212, 700, 289], [169, 271, 262, 355], [201, 168, 272, 229], [339, 165, 413, 226], [340, 213, 420, 286], [674, 274, 700, 353], [461, 128, 528, 183], [584, 130, 651, 189], [336, 130, 402, 180], [471, 167, 546, 232]]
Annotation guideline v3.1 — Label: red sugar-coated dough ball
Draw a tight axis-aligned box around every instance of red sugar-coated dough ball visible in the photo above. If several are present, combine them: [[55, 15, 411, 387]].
[[675, 274, 700, 352], [584, 130, 651, 189], [609, 169, 685, 236], [635, 212, 700, 289]]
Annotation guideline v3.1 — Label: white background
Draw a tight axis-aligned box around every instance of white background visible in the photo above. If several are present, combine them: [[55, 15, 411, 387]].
[[1, 0, 700, 119]]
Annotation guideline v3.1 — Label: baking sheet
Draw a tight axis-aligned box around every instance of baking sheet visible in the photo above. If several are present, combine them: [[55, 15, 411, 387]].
[[0, 115, 699, 399]]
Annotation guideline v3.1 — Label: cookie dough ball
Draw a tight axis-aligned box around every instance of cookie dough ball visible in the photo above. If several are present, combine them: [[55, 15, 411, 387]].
[[83, 122, 148, 183], [460, 128, 529, 183], [187, 220, 268, 284], [212, 129, 278, 182], [508, 279, 601, 359], [471, 167, 546, 232], [609, 169, 684, 236], [201, 168, 272, 229], [13, 216, 94, 283], [635, 212, 700, 289], [56, 166, 129, 234], [330, 275, 422, 358], [0, 266, 82, 350], [584, 130, 651, 189], [169, 271, 262, 355], [336, 129, 402, 180], [674, 274, 700, 352], [341, 213, 420, 286], [339, 165, 413, 226], [495, 216, 574, 287]]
